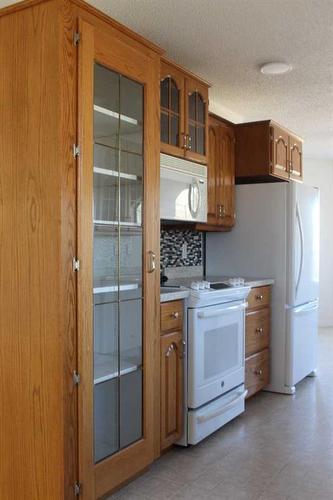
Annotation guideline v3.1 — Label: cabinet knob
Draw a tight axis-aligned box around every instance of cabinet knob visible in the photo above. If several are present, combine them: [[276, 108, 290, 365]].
[[256, 294, 264, 301], [255, 327, 264, 335], [254, 368, 263, 377], [171, 311, 179, 319]]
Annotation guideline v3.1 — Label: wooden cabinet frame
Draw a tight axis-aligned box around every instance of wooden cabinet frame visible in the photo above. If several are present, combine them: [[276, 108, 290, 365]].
[[76, 10, 161, 499], [160, 58, 210, 164], [197, 114, 236, 232], [160, 60, 186, 158], [236, 120, 303, 183]]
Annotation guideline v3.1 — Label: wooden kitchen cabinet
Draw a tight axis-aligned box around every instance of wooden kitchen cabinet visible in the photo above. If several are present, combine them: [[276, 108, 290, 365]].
[[235, 120, 303, 183], [160, 301, 184, 451], [160, 58, 210, 164], [196, 114, 236, 231], [245, 286, 271, 398], [0, 1, 161, 499], [160, 331, 184, 450]]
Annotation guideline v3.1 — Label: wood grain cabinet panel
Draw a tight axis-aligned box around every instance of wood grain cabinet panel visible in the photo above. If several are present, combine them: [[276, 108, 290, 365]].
[[245, 308, 270, 357], [245, 349, 270, 398], [289, 135, 303, 181], [236, 120, 303, 183], [271, 125, 289, 180], [196, 114, 236, 232], [245, 285, 271, 399], [247, 286, 271, 309], [160, 331, 184, 450], [161, 300, 184, 333]]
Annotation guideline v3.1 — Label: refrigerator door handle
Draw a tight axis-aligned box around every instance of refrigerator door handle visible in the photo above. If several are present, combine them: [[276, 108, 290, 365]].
[[296, 201, 304, 298], [293, 300, 319, 314]]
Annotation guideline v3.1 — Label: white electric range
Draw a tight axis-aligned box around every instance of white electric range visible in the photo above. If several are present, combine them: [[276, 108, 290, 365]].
[[162, 278, 251, 445]]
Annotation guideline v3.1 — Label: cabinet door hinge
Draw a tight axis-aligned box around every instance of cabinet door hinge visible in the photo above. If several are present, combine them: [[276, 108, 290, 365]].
[[73, 144, 80, 158], [73, 32, 80, 46], [74, 481, 81, 496], [72, 258, 80, 272], [73, 371, 81, 385]]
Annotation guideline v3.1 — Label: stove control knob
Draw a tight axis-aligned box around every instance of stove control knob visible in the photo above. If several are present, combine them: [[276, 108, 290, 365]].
[[191, 281, 200, 290]]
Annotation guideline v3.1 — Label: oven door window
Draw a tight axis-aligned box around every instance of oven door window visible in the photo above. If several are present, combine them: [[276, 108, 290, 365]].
[[188, 301, 245, 408], [204, 323, 239, 379]]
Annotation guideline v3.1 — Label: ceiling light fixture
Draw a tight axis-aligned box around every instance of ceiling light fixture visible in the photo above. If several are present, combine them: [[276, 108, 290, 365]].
[[260, 62, 292, 75]]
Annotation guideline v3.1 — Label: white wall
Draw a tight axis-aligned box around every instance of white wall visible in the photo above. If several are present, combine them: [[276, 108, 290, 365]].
[[303, 158, 333, 327]]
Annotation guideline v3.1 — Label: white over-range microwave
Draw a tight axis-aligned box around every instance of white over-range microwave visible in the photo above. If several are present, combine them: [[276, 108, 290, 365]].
[[160, 153, 207, 223]]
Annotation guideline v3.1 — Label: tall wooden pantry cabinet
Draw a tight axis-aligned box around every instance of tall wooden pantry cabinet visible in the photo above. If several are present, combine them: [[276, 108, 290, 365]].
[[0, 0, 161, 498]]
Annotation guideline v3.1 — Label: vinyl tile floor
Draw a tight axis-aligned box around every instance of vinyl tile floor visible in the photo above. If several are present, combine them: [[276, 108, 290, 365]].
[[108, 328, 333, 500]]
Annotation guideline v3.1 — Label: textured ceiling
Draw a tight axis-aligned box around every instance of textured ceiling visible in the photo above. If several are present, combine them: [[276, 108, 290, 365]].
[[1, 0, 333, 159]]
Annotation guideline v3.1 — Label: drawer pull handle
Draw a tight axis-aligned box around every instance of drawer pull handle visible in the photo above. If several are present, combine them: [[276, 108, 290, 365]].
[[255, 327, 264, 335], [256, 294, 264, 301], [171, 311, 179, 319], [254, 368, 263, 376]]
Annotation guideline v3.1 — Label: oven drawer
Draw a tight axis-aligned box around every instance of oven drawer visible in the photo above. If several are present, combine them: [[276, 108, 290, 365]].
[[245, 308, 270, 356], [161, 300, 183, 333], [245, 349, 270, 398], [247, 286, 271, 310], [188, 385, 247, 445]]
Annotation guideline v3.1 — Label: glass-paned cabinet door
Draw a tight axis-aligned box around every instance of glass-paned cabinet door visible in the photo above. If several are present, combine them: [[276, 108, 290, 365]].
[[160, 76, 181, 150], [93, 63, 143, 463], [187, 91, 206, 157]]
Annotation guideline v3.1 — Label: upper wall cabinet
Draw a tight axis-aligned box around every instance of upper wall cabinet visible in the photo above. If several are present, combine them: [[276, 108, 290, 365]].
[[196, 114, 236, 232], [160, 59, 210, 164], [235, 120, 303, 183]]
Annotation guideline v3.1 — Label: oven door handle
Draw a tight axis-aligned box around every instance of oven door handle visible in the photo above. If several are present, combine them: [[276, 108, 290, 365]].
[[196, 389, 248, 423], [197, 302, 248, 319]]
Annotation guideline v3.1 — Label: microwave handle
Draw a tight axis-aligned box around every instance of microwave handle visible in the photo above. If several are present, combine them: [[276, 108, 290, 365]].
[[196, 389, 248, 423], [197, 302, 248, 319], [189, 178, 201, 217]]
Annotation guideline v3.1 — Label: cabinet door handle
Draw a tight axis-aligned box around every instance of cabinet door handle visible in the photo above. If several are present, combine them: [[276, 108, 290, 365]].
[[171, 311, 179, 319], [180, 340, 186, 359], [182, 133, 187, 149], [166, 343, 176, 357], [148, 251, 156, 273], [187, 135, 192, 150], [218, 204, 226, 219]]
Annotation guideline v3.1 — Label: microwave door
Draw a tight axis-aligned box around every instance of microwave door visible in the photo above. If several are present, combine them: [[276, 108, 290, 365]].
[[160, 166, 207, 222]]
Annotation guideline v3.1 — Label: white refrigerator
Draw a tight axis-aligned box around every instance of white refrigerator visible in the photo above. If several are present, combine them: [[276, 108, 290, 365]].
[[206, 182, 320, 394]]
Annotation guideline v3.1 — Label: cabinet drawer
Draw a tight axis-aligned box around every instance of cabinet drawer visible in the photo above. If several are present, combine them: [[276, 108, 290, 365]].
[[245, 349, 269, 398], [161, 300, 183, 333], [247, 286, 271, 310], [245, 308, 270, 356]]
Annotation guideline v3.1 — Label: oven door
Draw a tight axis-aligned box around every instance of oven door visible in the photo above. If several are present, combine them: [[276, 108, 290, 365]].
[[188, 300, 246, 409]]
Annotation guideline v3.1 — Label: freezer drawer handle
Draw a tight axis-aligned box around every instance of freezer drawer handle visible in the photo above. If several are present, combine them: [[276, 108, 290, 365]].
[[196, 389, 248, 423], [197, 302, 248, 319]]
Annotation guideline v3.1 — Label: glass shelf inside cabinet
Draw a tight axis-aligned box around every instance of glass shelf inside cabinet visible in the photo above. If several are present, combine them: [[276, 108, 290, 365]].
[[93, 62, 144, 464]]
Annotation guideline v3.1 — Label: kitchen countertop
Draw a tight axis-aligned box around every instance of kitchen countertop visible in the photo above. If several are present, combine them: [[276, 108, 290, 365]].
[[160, 277, 275, 303], [160, 287, 190, 303]]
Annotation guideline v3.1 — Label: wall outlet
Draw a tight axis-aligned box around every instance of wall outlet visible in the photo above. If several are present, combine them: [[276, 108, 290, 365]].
[[182, 242, 188, 259]]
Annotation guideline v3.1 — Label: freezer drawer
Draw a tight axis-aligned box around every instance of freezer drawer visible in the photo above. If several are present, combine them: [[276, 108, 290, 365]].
[[187, 385, 247, 445], [286, 300, 318, 387]]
